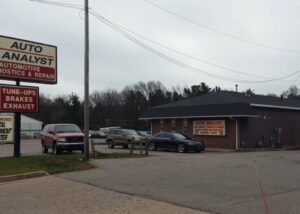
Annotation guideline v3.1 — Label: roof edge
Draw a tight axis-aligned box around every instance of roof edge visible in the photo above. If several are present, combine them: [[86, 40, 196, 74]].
[[139, 114, 259, 120], [251, 103, 300, 111]]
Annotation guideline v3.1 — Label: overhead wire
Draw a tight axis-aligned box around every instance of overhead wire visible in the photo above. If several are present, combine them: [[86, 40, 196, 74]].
[[29, 0, 82, 9], [29, 0, 300, 83], [90, 9, 300, 83], [112, 23, 269, 79], [144, 0, 300, 54]]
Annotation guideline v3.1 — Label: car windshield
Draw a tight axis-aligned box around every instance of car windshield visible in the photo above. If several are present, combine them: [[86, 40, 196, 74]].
[[172, 133, 188, 140], [55, 124, 81, 133], [124, 129, 138, 135]]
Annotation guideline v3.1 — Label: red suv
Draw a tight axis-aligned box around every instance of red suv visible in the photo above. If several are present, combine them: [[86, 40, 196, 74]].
[[41, 123, 84, 154]]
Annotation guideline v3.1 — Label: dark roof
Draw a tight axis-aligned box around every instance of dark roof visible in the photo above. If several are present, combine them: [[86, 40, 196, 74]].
[[140, 91, 300, 119]]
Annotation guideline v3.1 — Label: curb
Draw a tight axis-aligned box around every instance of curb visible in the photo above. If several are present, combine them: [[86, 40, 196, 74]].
[[0, 171, 49, 183]]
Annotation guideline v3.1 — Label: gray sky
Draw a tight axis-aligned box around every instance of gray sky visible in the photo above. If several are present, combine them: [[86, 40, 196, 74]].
[[1, 0, 300, 98]]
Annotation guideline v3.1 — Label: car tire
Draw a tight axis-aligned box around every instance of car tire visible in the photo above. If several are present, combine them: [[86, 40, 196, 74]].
[[42, 143, 48, 154], [195, 149, 201, 153], [149, 142, 157, 151], [53, 144, 61, 155], [177, 144, 185, 153], [107, 141, 114, 149]]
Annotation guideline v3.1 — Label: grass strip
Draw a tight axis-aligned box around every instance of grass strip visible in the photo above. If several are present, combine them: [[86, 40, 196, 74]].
[[0, 154, 94, 176]]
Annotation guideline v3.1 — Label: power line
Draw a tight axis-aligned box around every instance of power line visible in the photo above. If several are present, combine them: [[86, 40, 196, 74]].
[[32, 0, 268, 79], [144, 0, 300, 54], [29, 0, 300, 83], [90, 9, 300, 84], [114, 23, 269, 79], [29, 0, 83, 9]]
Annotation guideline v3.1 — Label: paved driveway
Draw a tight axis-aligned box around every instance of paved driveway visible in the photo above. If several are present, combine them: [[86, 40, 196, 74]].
[[59, 150, 300, 214], [0, 140, 41, 157], [0, 176, 209, 214]]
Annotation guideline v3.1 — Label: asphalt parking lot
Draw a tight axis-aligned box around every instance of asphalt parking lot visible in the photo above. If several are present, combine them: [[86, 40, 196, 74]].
[[1, 141, 300, 214], [58, 149, 300, 214]]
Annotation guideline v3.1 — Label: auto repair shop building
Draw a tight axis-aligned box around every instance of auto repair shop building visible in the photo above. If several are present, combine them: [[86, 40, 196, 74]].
[[140, 91, 300, 150]]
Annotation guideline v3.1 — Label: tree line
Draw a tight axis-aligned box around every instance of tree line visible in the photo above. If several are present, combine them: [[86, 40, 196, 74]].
[[26, 81, 300, 131], [28, 81, 213, 130]]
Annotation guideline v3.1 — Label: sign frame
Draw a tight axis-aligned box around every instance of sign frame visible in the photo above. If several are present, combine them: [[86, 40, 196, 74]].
[[0, 35, 57, 84], [0, 84, 39, 113], [193, 120, 226, 136]]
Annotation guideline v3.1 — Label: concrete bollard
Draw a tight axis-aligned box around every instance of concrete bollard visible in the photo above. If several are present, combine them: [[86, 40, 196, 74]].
[[145, 140, 149, 156], [90, 139, 95, 157], [130, 143, 134, 155]]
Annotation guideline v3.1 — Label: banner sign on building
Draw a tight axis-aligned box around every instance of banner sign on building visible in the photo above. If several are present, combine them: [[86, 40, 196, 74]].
[[0, 35, 57, 84], [0, 115, 14, 143], [193, 120, 226, 136], [0, 85, 39, 113]]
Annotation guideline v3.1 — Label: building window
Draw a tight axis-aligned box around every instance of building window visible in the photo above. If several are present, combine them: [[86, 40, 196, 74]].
[[171, 119, 176, 132], [160, 119, 164, 131], [183, 118, 188, 134]]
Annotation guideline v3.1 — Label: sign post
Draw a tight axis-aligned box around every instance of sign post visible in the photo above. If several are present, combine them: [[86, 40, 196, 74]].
[[0, 35, 57, 157], [14, 81, 21, 157]]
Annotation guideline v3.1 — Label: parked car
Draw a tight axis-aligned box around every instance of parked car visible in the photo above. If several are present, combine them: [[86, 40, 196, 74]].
[[106, 128, 144, 149], [147, 132, 205, 153], [40, 123, 84, 154], [100, 126, 121, 134], [89, 130, 106, 139], [137, 131, 151, 137]]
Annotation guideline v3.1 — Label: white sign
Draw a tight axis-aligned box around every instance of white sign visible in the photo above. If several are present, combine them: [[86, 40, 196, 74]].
[[0, 35, 57, 84], [0, 115, 14, 143]]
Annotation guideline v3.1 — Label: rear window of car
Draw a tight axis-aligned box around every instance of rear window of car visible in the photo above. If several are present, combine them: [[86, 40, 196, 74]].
[[54, 124, 81, 133]]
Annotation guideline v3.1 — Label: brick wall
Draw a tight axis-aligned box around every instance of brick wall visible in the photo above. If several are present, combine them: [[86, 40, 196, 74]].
[[151, 118, 236, 149], [190, 119, 236, 149]]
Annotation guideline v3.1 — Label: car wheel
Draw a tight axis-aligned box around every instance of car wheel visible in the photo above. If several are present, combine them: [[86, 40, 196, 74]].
[[149, 142, 157, 151], [53, 144, 61, 155], [177, 144, 185, 153], [195, 149, 201, 153], [107, 142, 114, 149], [42, 143, 48, 154], [123, 144, 129, 149]]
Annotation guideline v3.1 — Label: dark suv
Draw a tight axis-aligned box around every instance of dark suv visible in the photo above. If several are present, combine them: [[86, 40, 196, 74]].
[[41, 123, 84, 154], [106, 128, 143, 149]]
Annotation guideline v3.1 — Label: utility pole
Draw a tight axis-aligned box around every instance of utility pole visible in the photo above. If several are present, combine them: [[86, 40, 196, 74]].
[[83, 0, 90, 160]]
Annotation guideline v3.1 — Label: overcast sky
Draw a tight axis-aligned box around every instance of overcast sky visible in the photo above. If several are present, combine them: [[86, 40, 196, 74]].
[[1, 0, 299, 98]]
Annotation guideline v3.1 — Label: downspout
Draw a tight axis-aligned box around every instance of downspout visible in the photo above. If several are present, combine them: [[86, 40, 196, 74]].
[[230, 117, 240, 151]]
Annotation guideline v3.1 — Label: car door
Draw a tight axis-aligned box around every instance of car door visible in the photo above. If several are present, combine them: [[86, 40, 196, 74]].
[[114, 130, 123, 144], [154, 133, 170, 149], [44, 125, 54, 147], [160, 133, 175, 149]]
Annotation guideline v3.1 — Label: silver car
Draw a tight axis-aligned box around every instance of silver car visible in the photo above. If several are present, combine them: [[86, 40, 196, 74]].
[[106, 129, 144, 149]]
